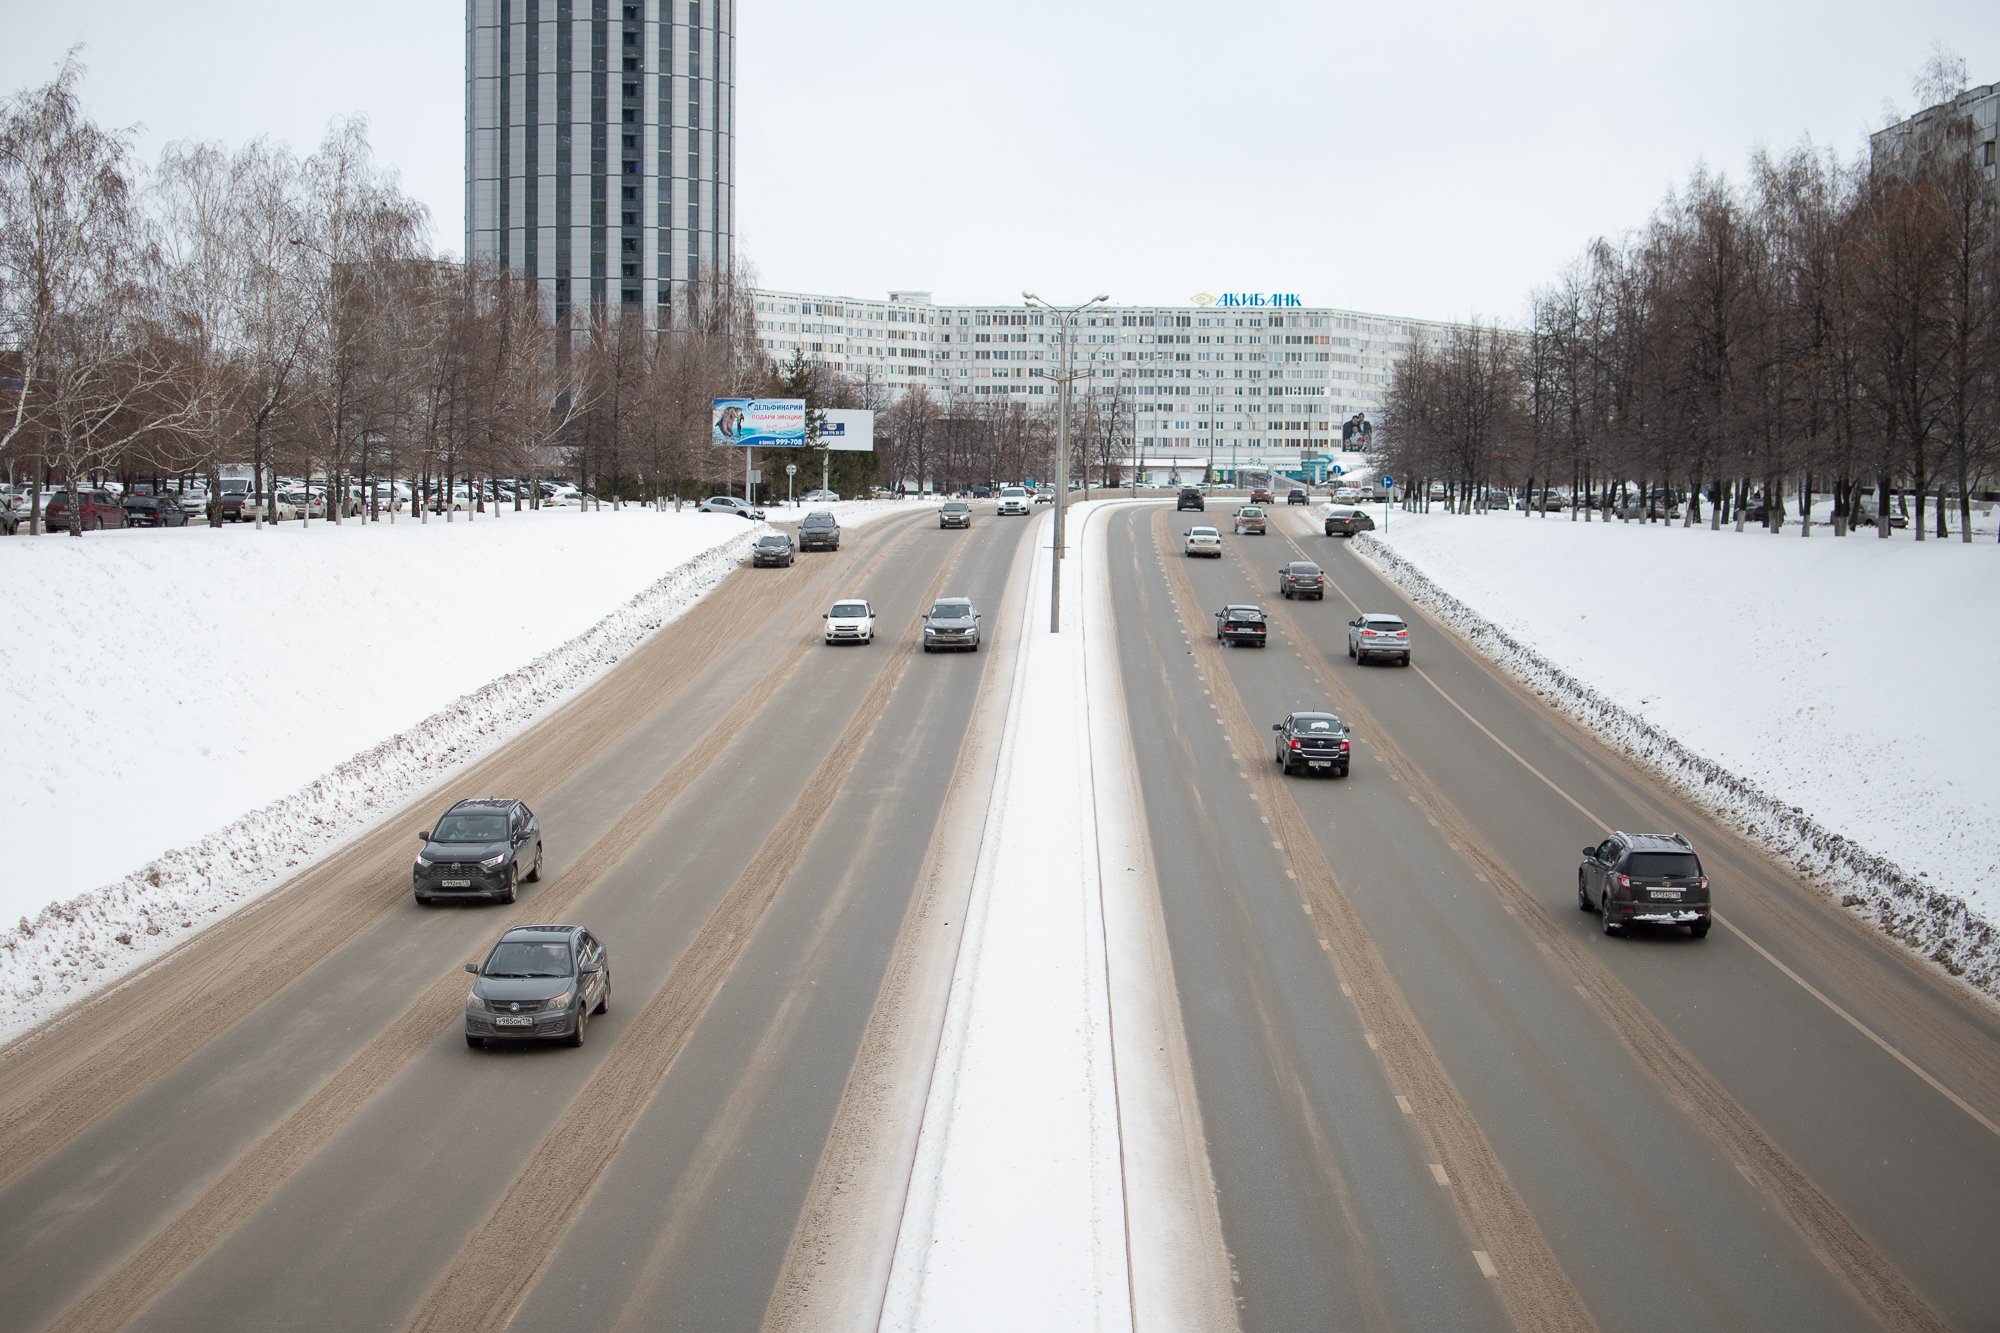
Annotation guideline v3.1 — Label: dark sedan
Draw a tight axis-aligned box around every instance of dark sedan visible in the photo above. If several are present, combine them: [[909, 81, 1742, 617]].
[[1324, 506, 1375, 538], [1273, 711, 1351, 777], [413, 798, 543, 905], [751, 533, 795, 567], [123, 493, 190, 528], [1215, 604, 1269, 647], [463, 923, 610, 1048]]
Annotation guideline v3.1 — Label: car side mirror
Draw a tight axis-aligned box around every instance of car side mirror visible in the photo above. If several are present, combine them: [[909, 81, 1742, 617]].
[[1582, 847, 1597, 859], [464, 963, 478, 974], [1271, 723, 1282, 731], [580, 961, 602, 975], [418, 830, 430, 841]]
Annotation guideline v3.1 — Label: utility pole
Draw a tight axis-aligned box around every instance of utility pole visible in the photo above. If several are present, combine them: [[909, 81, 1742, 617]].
[[1026, 292, 1110, 633]]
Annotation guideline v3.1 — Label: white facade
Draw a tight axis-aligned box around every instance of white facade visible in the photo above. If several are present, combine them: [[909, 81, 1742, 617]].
[[751, 288, 1454, 477], [467, 0, 734, 324]]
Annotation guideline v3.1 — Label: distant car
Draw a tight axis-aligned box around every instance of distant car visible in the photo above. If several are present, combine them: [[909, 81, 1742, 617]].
[[279, 488, 325, 520], [701, 495, 765, 520], [1034, 489, 1055, 504], [1183, 526, 1223, 558], [996, 486, 1030, 516], [798, 510, 841, 550], [1579, 830, 1711, 938], [43, 488, 128, 532], [1324, 507, 1374, 538], [1232, 506, 1268, 535], [1273, 711, 1351, 777], [802, 488, 840, 502], [921, 596, 981, 652], [1214, 604, 1268, 647], [970, 484, 992, 499], [1333, 486, 1365, 503], [123, 493, 190, 528], [1614, 494, 1680, 521], [1249, 487, 1274, 505], [751, 533, 795, 567], [823, 597, 876, 645], [1278, 561, 1325, 599], [1176, 487, 1205, 512], [1347, 612, 1412, 666], [413, 797, 542, 906], [1285, 488, 1308, 505], [1852, 499, 1908, 530], [939, 500, 972, 529], [463, 923, 609, 1049]]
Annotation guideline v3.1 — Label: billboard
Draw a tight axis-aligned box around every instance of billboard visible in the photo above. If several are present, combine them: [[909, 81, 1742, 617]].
[[820, 408, 876, 453], [712, 398, 806, 448]]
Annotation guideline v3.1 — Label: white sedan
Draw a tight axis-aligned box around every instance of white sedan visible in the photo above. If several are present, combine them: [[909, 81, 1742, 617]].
[[803, 488, 840, 502], [1183, 526, 1223, 558], [823, 598, 876, 645]]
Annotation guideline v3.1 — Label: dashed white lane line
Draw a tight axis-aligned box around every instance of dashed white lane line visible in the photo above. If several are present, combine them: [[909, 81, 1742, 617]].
[[1364, 1032, 1379, 1050], [1473, 1251, 1499, 1280], [1429, 1164, 1451, 1188], [1395, 1095, 1414, 1115]]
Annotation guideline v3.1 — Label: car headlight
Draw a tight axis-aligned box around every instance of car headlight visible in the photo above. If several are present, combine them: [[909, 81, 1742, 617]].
[[546, 989, 574, 1010], [479, 851, 508, 870], [924, 626, 938, 635], [414, 854, 433, 869]]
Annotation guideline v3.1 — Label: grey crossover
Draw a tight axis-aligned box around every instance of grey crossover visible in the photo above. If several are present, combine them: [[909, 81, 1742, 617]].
[[414, 798, 542, 905], [464, 924, 610, 1048], [921, 597, 981, 652]]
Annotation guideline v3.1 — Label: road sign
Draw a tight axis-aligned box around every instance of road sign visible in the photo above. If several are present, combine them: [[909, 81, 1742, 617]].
[[1379, 475, 1394, 488], [1329, 465, 1344, 476], [785, 464, 797, 476]]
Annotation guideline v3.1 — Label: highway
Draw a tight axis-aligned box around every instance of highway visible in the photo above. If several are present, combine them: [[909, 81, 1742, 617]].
[[1, 495, 1996, 1331]]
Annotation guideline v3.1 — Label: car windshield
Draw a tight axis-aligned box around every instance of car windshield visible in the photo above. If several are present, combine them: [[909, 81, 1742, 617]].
[[1296, 717, 1344, 732], [930, 601, 972, 619], [1225, 608, 1263, 621], [830, 602, 869, 618], [1190, 529, 1218, 539], [804, 514, 835, 526], [434, 812, 508, 842], [1367, 618, 1407, 632], [1000, 489, 1024, 497], [484, 939, 571, 978], [1628, 852, 1701, 878], [756, 536, 789, 547], [1288, 563, 1320, 575], [943, 503, 968, 512]]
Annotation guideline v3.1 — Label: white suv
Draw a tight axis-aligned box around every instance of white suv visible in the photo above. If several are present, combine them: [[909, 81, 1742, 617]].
[[997, 486, 1030, 516]]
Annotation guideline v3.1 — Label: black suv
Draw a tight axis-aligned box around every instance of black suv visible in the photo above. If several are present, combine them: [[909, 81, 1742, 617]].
[[1278, 561, 1325, 600], [413, 798, 543, 905], [798, 511, 840, 550], [1176, 487, 1205, 511], [751, 533, 795, 567], [463, 923, 609, 1048], [1214, 605, 1268, 647], [1273, 711, 1350, 777], [1578, 831, 1711, 938]]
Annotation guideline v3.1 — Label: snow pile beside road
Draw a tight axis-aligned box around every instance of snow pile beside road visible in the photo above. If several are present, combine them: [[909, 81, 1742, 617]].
[[1354, 512, 1999, 997], [0, 509, 756, 1038]]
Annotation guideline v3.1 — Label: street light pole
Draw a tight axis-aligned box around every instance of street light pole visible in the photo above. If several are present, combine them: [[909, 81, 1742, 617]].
[[1025, 291, 1109, 633]]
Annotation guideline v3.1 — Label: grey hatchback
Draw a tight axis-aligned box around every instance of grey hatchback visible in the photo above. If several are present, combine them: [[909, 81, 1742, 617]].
[[463, 924, 610, 1048]]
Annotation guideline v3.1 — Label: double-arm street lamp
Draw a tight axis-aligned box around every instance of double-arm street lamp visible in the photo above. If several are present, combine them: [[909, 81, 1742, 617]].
[[1024, 291, 1109, 633]]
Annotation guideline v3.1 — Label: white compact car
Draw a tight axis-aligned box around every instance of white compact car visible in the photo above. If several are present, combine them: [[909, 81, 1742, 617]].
[[1183, 526, 1223, 558], [823, 598, 876, 645], [997, 486, 1030, 516]]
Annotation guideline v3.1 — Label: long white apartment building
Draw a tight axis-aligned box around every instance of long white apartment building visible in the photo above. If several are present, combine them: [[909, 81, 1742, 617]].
[[750, 287, 1458, 479]]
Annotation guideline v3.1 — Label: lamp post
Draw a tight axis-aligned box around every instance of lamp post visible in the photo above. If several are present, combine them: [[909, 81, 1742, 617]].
[[1025, 291, 1109, 633]]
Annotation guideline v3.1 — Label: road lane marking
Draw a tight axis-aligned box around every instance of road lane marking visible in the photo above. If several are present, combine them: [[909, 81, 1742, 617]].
[[1396, 1095, 1414, 1115], [1473, 1251, 1499, 1280], [1430, 1164, 1451, 1187]]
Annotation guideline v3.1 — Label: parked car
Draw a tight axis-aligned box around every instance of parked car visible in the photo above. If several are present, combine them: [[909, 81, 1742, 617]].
[[1578, 830, 1711, 938], [1614, 494, 1680, 521], [1176, 486, 1205, 512], [122, 492, 190, 528], [1333, 486, 1366, 503], [700, 495, 765, 520], [823, 597, 876, 645], [1278, 561, 1326, 599], [1853, 498, 1908, 530], [1347, 612, 1412, 666], [798, 510, 841, 550], [920, 596, 981, 652], [1183, 525, 1223, 558], [413, 797, 543, 906], [1214, 604, 1268, 647], [1272, 711, 1351, 777], [1285, 487, 1309, 505], [43, 488, 128, 532], [1232, 505, 1268, 535], [1324, 507, 1375, 538], [938, 500, 972, 529], [279, 488, 326, 520], [463, 923, 609, 1049], [751, 533, 795, 567], [802, 488, 840, 502], [996, 486, 1030, 516]]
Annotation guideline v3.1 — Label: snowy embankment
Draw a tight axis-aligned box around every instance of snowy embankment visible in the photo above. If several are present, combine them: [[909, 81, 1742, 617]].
[[0, 500, 902, 1041], [1352, 505, 2000, 997]]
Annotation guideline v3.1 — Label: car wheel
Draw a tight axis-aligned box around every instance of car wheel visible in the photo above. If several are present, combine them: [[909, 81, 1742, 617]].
[[595, 976, 610, 1014], [1335, 764, 1349, 778], [500, 868, 518, 905], [415, 892, 433, 907], [1689, 920, 1711, 940], [526, 842, 542, 883], [566, 1006, 586, 1047], [1602, 901, 1622, 936], [1578, 875, 1592, 911], [1275, 744, 1284, 766], [466, 1035, 485, 1050], [1348, 640, 1356, 659], [922, 644, 932, 653]]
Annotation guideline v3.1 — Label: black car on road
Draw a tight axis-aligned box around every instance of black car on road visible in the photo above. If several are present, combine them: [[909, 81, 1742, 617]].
[[413, 798, 543, 905], [1324, 506, 1375, 538], [1273, 711, 1351, 777], [798, 511, 840, 550], [1579, 831, 1711, 938], [1176, 487, 1205, 511], [921, 597, 981, 652], [1215, 604, 1268, 647], [464, 924, 609, 1048], [751, 533, 795, 567]]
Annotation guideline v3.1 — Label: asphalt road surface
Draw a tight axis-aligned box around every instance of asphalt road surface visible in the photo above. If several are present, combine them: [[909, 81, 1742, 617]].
[[2, 495, 1997, 1332]]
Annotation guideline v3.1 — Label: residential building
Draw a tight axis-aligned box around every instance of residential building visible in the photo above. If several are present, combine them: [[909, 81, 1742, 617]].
[[1869, 81, 2000, 201]]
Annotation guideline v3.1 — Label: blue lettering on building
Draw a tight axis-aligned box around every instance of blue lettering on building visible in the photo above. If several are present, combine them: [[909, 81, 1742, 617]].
[[1215, 292, 1303, 308]]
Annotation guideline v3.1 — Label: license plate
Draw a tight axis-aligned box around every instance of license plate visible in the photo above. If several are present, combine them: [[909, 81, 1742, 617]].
[[494, 1016, 532, 1027], [1650, 889, 1682, 900], [441, 879, 472, 888], [1309, 761, 1330, 769]]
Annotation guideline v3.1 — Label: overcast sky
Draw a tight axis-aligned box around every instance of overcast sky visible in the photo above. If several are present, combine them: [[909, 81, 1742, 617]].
[[5, 1, 1996, 324]]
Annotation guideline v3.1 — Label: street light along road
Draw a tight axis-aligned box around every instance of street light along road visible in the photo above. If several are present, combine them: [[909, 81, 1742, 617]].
[[1024, 291, 1110, 633]]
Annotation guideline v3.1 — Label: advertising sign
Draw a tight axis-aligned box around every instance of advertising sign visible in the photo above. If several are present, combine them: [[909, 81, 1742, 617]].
[[712, 398, 806, 449], [820, 408, 876, 453]]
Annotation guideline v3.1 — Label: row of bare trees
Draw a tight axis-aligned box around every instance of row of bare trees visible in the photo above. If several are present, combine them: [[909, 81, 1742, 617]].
[[1, 57, 772, 535], [1380, 88, 2000, 542]]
